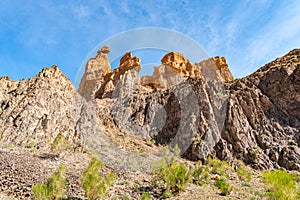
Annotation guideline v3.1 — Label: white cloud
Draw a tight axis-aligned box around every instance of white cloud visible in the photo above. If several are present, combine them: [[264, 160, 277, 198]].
[[72, 4, 90, 19]]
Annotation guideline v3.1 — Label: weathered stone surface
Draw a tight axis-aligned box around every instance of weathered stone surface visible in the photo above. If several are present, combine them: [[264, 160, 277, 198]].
[[141, 53, 233, 89], [141, 52, 201, 88], [216, 49, 300, 170], [94, 48, 299, 170], [197, 56, 234, 83], [0, 66, 83, 151], [212, 56, 234, 82], [96, 51, 227, 161], [95, 52, 141, 99], [160, 52, 199, 77], [78, 46, 111, 100]]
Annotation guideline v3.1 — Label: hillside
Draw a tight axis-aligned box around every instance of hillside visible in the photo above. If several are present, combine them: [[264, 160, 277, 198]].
[[0, 47, 299, 199]]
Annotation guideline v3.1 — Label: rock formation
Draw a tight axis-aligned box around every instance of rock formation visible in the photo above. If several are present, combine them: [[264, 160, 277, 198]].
[[0, 46, 299, 173], [0, 66, 83, 151], [141, 52, 201, 88], [198, 56, 234, 83], [216, 49, 300, 170], [95, 52, 141, 99], [92, 47, 299, 170], [141, 53, 233, 89], [0, 46, 300, 199], [78, 46, 111, 100]]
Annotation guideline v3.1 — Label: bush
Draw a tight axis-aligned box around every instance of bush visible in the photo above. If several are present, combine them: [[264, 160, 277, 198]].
[[192, 165, 209, 185], [82, 158, 115, 200], [25, 141, 35, 149], [263, 169, 298, 200], [154, 161, 191, 197], [207, 158, 232, 176], [51, 133, 71, 151], [236, 166, 252, 182], [214, 178, 232, 196], [241, 182, 251, 187], [122, 194, 131, 200], [140, 192, 152, 200], [32, 164, 67, 200]]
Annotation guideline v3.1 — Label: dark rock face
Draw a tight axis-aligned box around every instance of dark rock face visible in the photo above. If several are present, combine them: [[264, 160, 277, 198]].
[[94, 50, 228, 161], [93, 48, 299, 170], [217, 49, 300, 170]]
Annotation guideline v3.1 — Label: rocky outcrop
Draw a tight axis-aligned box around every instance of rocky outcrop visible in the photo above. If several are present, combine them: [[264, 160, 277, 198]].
[[212, 56, 234, 83], [0, 66, 83, 151], [141, 54, 233, 89], [78, 46, 111, 100], [93, 47, 299, 170], [141, 52, 201, 88], [197, 56, 234, 83], [216, 49, 300, 170], [95, 50, 228, 161], [95, 52, 141, 99], [160, 52, 200, 77]]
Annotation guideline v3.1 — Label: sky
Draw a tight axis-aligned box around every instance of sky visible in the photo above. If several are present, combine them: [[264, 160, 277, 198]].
[[1, 0, 300, 85]]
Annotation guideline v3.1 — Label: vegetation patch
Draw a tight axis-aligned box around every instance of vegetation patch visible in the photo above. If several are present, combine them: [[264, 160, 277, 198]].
[[236, 166, 252, 182], [25, 141, 35, 149], [51, 133, 71, 151], [263, 169, 300, 200], [207, 157, 233, 177], [32, 164, 67, 200], [140, 192, 152, 200], [151, 146, 193, 198], [154, 160, 191, 198], [241, 182, 251, 187], [192, 165, 209, 186], [214, 178, 232, 196], [82, 157, 115, 199]]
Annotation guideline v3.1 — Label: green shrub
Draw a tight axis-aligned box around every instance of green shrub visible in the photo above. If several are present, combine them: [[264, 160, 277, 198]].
[[83, 148, 89, 154], [154, 161, 191, 197], [32, 164, 67, 200], [51, 133, 71, 151], [296, 187, 300, 199], [140, 192, 152, 200], [236, 166, 252, 182], [122, 194, 131, 200], [192, 165, 209, 185], [291, 172, 300, 183], [214, 178, 232, 196], [4, 143, 15, 148], [82, 158, 115, 200], [151, 145, 180, 171], [25, 141, 35, 149], [241, 182, 251, 187], [207, 158, 233, 176], [263, 169, 298, 200]]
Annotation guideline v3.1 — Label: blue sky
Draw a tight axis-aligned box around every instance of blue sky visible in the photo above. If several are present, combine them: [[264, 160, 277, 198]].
[[1, 0, 300, 84]]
